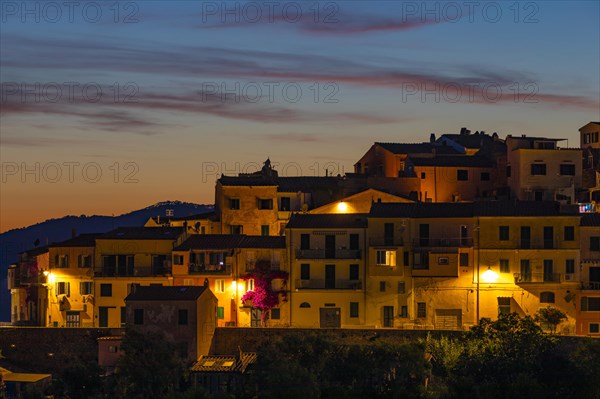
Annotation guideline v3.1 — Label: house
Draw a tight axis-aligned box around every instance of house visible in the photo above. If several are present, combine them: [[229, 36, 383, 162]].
[[191, 351, 257, 395], [286, 213, 368, 328], [579, 121, 600, 149], [577, 213, 600, 335], [97, 335, 124, 375], [125, 285, 218, 362], [309, 188, 413, 214], [0, 367, 51, 399]]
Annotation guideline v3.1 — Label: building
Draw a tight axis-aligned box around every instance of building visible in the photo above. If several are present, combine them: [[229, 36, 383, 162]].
[[171, 234, 287, 327], [1, 367, 51, 399], [191, 351, 256, 395], [506, 135, 582, 203], [46, 233, 100, 327], [125, 285, 218, 362], [579, 121, 600, 149], [309, 188, 413, 214], [93, 227, 184, 327], [286, 213, 368, 328], [577, 213, 600, 335]]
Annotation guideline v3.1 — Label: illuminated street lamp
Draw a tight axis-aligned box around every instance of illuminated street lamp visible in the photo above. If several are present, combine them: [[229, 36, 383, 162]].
[[336, 201, 348, 213]]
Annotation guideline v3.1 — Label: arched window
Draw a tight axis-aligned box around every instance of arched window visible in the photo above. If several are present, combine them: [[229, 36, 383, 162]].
[[540, 292, 555, 303], [299, 302, 311, 308]]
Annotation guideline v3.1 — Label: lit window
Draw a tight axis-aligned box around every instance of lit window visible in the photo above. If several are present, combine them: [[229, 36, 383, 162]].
[[215, 279, 225, 293], [376, 250, 396, 266], [246, 279, 255, 292]]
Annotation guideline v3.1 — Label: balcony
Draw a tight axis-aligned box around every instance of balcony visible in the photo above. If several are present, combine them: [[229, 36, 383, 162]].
[[295, 279, 363, 290], [189, 263, 231, 275], [412, 237, 474, 248], [581, 281, 600, 290], [246, 260, 280, 272], [514, 272, 562, 284], [296, 249, 361, 260], [369, 237, 404, 247]]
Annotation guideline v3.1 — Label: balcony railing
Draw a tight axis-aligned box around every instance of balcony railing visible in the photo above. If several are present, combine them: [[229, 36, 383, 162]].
[[581, 281, 600, 290], [412, 238, 474, 248], [514, 272, 562, 283], [245, 260, 281, 272], [296, 249, 361, 259], [369, 237, 404, 246], [189, 264, 231, 275], [295, 279, 363, 290]]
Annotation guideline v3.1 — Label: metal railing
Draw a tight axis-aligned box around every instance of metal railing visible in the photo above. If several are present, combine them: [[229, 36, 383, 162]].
[[514, 272, 561, 283], [295, 279, 363, 290], [296, 249, 361, 259], [412, 238, 474, 248]]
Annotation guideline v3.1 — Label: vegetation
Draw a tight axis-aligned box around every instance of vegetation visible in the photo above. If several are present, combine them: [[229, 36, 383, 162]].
[[241, 260, 288, 324], [534, 306, 568, 333]]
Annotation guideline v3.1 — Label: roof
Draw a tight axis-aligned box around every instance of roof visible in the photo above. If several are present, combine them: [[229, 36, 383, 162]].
[[369, 201, 580, 218], [48, 233, 101, 248], [154, 211, 216, 222], [375, 142, 459, 155], [218, 175, 343, 192], [18, 246, 49, 256], [125, 285, 209, 301], [506, 135, 566, 142], [438, 133, 506, 153], [581, 213, 600, 226], [408, 155, 494, 168], [287, 213, 368, 229], [174, 235, 286, 251], [0, 368, 51, 383], [98, 227, 184, 240], [191, 353, 257, 373]]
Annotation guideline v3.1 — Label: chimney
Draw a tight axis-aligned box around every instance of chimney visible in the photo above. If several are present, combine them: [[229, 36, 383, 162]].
[[430, 133, 436, 143], [460, 127, 467, 135]]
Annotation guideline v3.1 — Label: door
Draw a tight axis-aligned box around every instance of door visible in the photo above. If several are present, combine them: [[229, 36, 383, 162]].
[[66, 311, 80, 328], [325, 264, 336, 289], [543, 226, 554, 249], [325, 235, 336, 258], [384, 223, 394, 245], [383, 306, 394, 327], [419, 224, 429, 246], [543, 260, 553, 282], [320, 308, 341, 328], [434, 309, 462, 330], [251, 308, 262, 327], [99, 307, 109, 327], [460, 225, 468, 246], [520, 226, 531, 249], [520, 260, 531, 282]]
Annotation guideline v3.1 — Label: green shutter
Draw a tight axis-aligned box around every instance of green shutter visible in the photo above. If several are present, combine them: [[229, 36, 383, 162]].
[[217, 307, 224, 319]]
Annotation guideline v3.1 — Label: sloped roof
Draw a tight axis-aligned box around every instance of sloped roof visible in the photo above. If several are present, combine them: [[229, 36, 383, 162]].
[[191, 353, 257, 373], [375, 142, 459, 155], [287, 213, 368, 229], [408, 155, 494, 168], [174, 235, 285, 251], [125, 285, 209, 301], [369, 201, 579, 218], [218, 175, 344, 192], [48, 233, 102, 248], [98, 227, 184, 240]]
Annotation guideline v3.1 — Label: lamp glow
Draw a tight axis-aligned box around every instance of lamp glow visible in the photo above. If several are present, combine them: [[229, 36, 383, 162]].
[[44, 271, 55, 284], [481, 267, 498, 283], [337, 202, 348, 213], [231, 280, 237, 291]]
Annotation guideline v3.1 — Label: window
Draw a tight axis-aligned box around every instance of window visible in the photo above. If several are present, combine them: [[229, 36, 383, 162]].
[[280, 197, 291, 211], [178, 309, 188, 325], [376, 250, 396, 266], [349, 234, 359, 250], [397, 281, 406, 294], [257, 198, 273, 210], [590, 237, 600, 251], [217, 307, 224, 319], [457, 170, 468, 181], [498, 297, 511, 316], [300, 234, 310, 250], [506, 165, 511, 177], [480, 172, 490, 181], [590, 323, 599, 334], [120, 307, 126, 327], [134, 309, 144, 325], [417, 302, 426, 318], [540, 292, 555, 303], [230, 225, 242, 235], [100, 284, 112, 297], [56, 282, 70, 296], [499, 259, 510, 273], [215, 279, 225, 293], [565, 259, 575, 274], [174, 254, 184, 265], [80, 282, 93, 295], [499, 226, 509, 241], [78, 255, 91, 268], [400, 306, 408, 318], [246, 279, 255, 292], [564, 226, 575, 241], [581, 297, 600, 311], [55, 255, 68, 268], [350, 302, 359, 318], [261, 225, 270, 236], [413, 252, 429, 269], [531, 163, 547, 175], [271, 308, 280, 319], [560, 164, 575, 176], [421, 172, 426, 179], [379, 281, 386, 292], [403, 251, 409, 266], [229, 198, 240, 210], [349, 264, 359, 281], [459, 253, 469, 267], [384, 223, 394, 245], [300, 264, 310, 280]]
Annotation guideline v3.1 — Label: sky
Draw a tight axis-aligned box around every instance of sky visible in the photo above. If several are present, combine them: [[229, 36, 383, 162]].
[[1, 0, 599, 232]]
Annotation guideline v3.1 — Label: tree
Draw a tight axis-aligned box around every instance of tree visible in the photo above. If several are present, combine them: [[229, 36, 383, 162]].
[[115, 328, 185, 399], [241, 260, 288, 325], [534, 307, 567, 333]]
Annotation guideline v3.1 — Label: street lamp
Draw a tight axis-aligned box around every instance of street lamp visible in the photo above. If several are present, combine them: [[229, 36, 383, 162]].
[[475, 220, 480, 323]]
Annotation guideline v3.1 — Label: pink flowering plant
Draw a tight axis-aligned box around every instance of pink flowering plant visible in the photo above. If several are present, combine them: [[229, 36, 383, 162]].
[[240, 260, 288, 322]]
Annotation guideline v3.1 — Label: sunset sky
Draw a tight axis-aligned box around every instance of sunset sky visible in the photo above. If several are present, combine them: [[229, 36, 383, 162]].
[[1, 1, 599, 232]]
